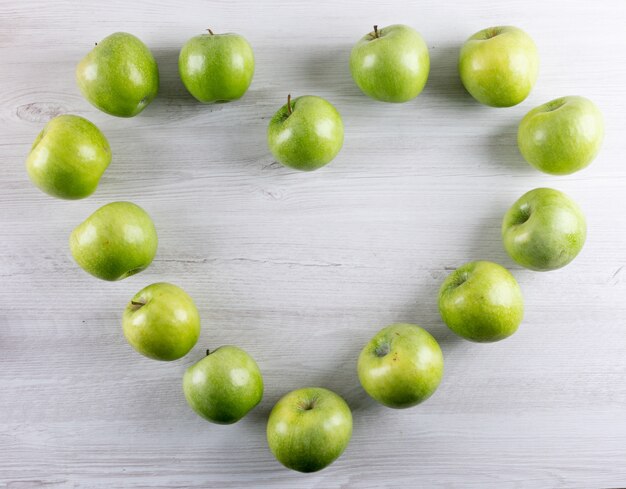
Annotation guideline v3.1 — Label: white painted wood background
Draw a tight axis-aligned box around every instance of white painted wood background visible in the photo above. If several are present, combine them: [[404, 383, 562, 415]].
[[1, 0, 626, 487]]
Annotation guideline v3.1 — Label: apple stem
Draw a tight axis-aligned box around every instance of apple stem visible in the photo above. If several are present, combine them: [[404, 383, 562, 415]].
[[129, 300, 145, 311], [287, 94, 292, 115], [206, 349, 211, 356], [373, 25, 379, 38], [207, 28, 214, 35]]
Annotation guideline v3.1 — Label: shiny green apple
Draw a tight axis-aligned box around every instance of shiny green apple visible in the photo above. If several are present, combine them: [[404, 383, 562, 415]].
[[267, 95, 344, 171], [350, 24, 430, 103], [76, 32, 159, 117], [502, 188, 586, 271], [439, 261, 524, 342], [358, 323, 443, 408], [518, 96, 604, 175], [70, 201, 158, 281], [179, 29, 254, 103], [26, 115, 111, 199], [183, 346, 263, 424], [123, 283, 200, 361], [459, 26, 538, 107], [267, 387, 352, 472]]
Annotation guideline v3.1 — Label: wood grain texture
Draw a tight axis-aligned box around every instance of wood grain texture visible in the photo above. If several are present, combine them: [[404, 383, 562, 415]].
[[1, 0, 626, 487]]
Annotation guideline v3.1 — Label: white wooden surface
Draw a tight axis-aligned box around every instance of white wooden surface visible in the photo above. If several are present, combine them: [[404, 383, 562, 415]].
[[2, 0, 626, 487]]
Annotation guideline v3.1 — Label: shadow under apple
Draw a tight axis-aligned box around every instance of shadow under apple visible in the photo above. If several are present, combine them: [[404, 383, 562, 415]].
[[423, 43, 473, 105], [142, 46, 277, 175], [141, 47, 210, 120], [300, 42, 362, 100], [465, 207, 517, 271], [486, 118, 537, 174]]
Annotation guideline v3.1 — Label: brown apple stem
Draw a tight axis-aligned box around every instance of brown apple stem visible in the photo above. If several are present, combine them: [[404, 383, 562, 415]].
[[129, 300, 145, 311], [207, 28, 214, 35], [206, 349, 211, 356], [373, 25, 379, 38], [287, 94, 292, 115]]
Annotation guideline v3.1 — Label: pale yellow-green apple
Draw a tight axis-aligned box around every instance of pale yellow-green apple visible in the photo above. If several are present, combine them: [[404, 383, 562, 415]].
[[76, 32, 159, 117], [459, 26, 538, 107], [26, 115, 111, 199], [70, 201, 158, 281], [123, 283, 200, 361], [267, 95, 344, 171], [518, 96, 604, 175], [358, 323, 443, 408], [266, 387, 352, 472], [350, 24, 430, 103], [439, 261, 524, 342], [183, 346, 263, 424], [179, 29, 254, 103], [502, 188, 586, 271]]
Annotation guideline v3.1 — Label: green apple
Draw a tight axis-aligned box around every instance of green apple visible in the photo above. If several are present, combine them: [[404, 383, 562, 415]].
[[357, 323, 443, 408], [123, 283, 200, 361], [267, 387, 352, 472], [518, 96, 604, 175], [459, 26, 538, 107], [179, 29, 254, 103], [26, 115, 111, 199], [350, 24, 430, 103], [267, 95, 344, 171], [502, 188, 586, 271], [76, 32, 159, 117], [183, 346, 263, 424], [70, 201, 158, 281], [439, 261, 524, 342]]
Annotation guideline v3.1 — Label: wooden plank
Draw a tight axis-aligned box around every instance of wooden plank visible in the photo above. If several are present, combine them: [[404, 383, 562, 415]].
[[1, 0, 626, 487]]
